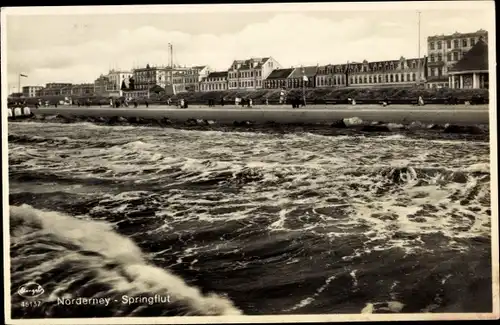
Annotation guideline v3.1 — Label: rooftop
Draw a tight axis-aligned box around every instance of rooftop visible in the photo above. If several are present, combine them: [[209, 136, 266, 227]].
[[428, 29, 488, 40], [266, 68, 295, 79], [207, 71, 228, 79], [289, 66, 318, 78], [230, 57, 271, 70]]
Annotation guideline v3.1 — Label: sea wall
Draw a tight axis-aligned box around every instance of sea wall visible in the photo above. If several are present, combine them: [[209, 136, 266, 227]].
[[30, 106, 490, 125]]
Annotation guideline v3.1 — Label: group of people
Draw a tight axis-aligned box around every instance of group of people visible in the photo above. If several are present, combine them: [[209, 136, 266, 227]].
[[291, 97, 306, 108], [178, 98, 189, 109], [109, 98, 150, 108], [208, 98, 224, 107], [77, 99, 93, 107], [239, 98, 253, 108]]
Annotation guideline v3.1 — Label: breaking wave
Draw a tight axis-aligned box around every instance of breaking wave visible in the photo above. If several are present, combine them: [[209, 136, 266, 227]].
[[10, 205, 242, 318]]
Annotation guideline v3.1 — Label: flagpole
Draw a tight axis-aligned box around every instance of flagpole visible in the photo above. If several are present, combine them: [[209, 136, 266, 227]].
[[302, 66, 306, 107], [18, 74, 21, 94], [417, 10, 421, 86]]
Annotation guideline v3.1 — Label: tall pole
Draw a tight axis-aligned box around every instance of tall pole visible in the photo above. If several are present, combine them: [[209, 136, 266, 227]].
[[168, 43, 174, 86], [302, 66, 306, 106], [18, 74, 21, 94], [345, 61, 350, 87], [417, 11, 421, 86]]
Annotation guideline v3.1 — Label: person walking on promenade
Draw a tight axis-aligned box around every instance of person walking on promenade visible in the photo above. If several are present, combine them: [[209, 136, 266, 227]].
[[220, 97, 225, 107], [418, 96, 424, 106], [266, 98, 269, 106], [134, 100, 138, 108], [145, 100, 149, 108]]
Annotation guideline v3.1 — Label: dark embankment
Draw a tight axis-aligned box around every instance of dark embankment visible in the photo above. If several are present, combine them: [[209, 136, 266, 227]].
[[8, 87, 489, 107]]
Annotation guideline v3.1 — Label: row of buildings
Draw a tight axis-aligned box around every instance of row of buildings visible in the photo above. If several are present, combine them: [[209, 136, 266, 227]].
[[20, 29, 489, 99]]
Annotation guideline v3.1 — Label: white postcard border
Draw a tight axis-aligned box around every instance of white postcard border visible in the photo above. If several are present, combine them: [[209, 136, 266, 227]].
[[1, 2, 498, 324]]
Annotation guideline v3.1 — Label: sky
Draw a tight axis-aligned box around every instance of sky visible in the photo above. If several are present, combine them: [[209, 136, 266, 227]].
[[2, 2, 495, 91]]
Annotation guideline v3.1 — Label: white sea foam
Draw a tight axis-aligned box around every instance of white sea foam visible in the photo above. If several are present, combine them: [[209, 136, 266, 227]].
[[9, 122, 491, 263], [10, 205, 242, 316]]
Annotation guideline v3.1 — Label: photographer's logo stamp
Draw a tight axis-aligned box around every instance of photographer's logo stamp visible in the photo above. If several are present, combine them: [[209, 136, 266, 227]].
[[17, 282, 45, 299]]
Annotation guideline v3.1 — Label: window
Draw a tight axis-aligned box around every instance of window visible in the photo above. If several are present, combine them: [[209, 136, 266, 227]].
[[437, 41, 442, 49], [430, 42, 435, 50], [412, 73, 416, 81], [401, 74, 405, 82], [437, 53, 442, 62], [395, 74, 399, 82], [470, 38, 476, 46], [430, 54, 435, 62], [462, 39, 468, 47], [447, 53, 452, 61], [390, 74, 393, 82], [385, 75, 389, 83], [453, 52, 459, 61], [447, 40, 451, 48], [363, 76, 367, 83], [453, 39, 459, 48]]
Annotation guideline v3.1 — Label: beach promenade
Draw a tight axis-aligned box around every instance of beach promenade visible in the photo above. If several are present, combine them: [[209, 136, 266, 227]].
[[33, 104, 490, 125]]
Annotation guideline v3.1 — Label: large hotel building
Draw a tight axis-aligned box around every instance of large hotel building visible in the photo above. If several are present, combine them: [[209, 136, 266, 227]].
[[426, 29, 488, 89]]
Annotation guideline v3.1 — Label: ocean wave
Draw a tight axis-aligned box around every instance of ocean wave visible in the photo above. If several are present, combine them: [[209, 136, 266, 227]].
[[10, 205, 242, 318]]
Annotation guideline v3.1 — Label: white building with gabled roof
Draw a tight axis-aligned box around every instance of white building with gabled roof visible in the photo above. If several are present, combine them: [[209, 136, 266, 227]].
[[227, 57, 282, 90]]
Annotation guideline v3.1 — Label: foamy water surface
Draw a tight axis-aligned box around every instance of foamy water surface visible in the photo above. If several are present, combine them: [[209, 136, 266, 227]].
[[8, 121, 492, 317]]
